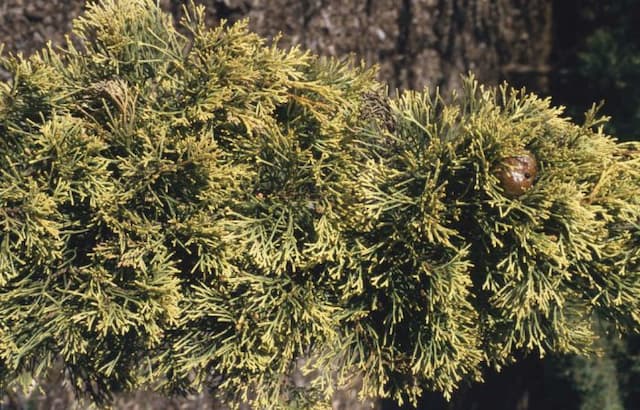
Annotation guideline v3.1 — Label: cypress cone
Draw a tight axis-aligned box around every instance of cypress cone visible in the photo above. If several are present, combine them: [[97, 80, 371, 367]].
[[1, 1, 639, 408], [494, 150, 538, 197]]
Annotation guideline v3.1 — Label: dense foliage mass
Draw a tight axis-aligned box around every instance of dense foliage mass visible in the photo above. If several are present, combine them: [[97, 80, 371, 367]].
[[1, 1, 639, 408]]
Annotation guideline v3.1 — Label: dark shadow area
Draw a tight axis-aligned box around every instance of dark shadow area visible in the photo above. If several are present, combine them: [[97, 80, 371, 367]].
[[381, 355, 579, 410]]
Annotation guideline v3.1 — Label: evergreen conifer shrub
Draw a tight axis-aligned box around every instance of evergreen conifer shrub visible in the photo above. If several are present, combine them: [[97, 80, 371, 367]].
[[1, 1, 639, 408]]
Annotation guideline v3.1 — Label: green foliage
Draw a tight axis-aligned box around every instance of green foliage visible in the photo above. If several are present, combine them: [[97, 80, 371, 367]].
[[554, 4, 640, 407], [1, 1, 639, 408], [569, 321, 625, 410]]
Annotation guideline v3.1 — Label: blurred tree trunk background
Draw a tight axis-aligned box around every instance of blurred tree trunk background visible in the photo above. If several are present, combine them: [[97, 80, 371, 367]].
[[0, 0, 553, 93], [1, 1, 638, 409]]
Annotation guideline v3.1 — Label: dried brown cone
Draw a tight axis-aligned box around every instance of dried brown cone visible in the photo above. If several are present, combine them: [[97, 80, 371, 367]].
[[494, 150, 538, 198], [360, 91, 396, 133]]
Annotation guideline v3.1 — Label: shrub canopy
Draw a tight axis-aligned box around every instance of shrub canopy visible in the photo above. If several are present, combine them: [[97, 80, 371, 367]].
[[1, 1, 639, 408]]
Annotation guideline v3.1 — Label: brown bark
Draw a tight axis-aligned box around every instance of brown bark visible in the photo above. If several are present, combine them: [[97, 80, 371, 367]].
[[0, 0, 552, 93], [235, 0, 553, 93]]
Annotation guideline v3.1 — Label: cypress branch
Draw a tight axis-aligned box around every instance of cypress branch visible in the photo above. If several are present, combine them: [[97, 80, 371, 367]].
[[1, 1, 639, 408]]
